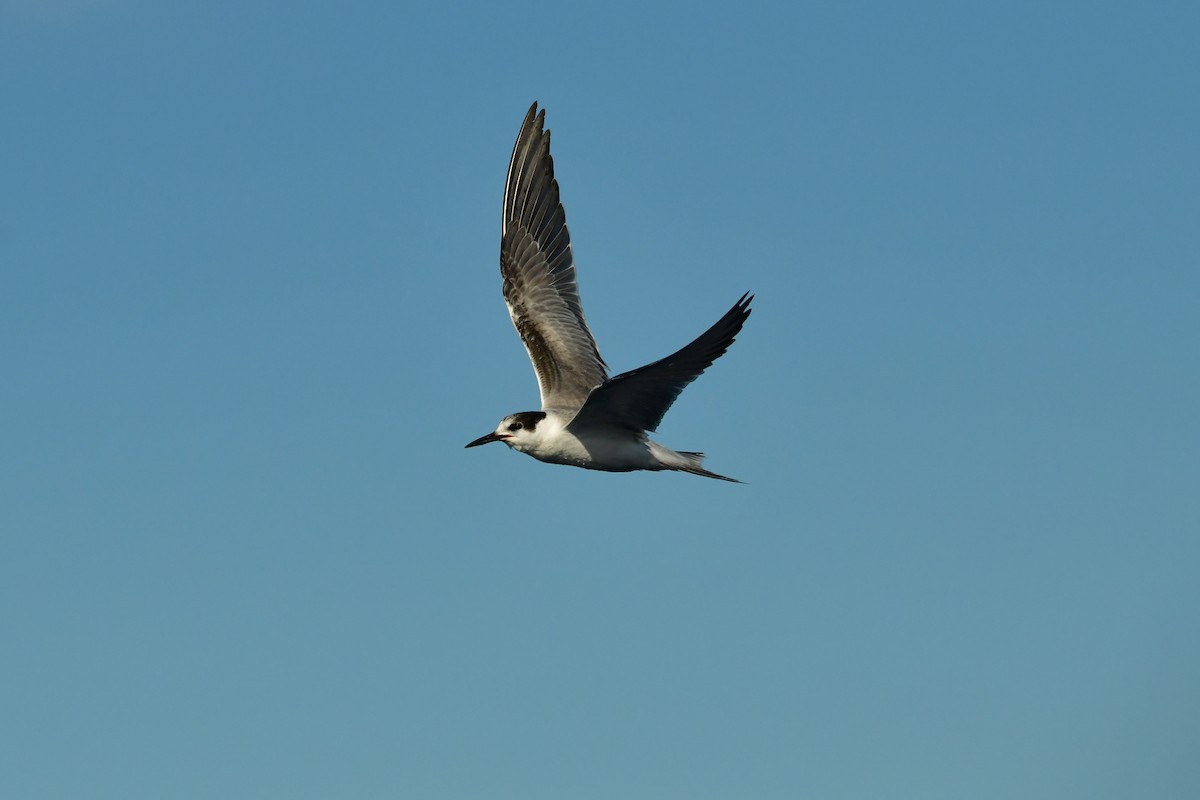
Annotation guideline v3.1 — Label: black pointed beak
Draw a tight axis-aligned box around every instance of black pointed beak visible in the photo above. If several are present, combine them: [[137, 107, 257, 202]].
[[465, 432, 505, 448]]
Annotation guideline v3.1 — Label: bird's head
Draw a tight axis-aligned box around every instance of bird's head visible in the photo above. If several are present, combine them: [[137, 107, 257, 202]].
[[464, 411, 548, 453]]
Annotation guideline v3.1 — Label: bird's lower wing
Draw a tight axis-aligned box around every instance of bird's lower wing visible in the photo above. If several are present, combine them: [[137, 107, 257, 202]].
[[568, 293, 752, 433]]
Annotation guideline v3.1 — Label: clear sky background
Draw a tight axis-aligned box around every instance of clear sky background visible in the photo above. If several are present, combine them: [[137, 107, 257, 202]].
[[3, 2, 1197, 798]]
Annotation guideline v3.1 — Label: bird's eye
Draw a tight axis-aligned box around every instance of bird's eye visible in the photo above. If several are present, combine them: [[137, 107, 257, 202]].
[[507, 422, 523, 432]]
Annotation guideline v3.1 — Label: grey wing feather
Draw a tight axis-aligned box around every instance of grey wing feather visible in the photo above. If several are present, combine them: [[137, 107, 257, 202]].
[[501, 103, 607, 411], [570, 293, 753, 433]]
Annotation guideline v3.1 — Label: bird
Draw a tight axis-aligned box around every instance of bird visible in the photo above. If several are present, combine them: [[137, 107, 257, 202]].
[[465, 103, 753, 482]]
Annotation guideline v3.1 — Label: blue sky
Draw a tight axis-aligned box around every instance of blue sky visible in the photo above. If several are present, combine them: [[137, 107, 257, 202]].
[[3, 1, 1198, 798]]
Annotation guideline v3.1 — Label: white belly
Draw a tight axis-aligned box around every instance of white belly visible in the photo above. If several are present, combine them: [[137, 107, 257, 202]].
[[527, 429, 662, 472]]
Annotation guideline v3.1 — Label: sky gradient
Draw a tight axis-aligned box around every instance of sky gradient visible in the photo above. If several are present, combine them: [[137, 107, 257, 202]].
[[3, 2, 1198, 798]]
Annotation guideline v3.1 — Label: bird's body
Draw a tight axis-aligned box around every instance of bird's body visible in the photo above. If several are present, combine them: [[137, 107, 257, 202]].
[[482, 409, 732, 480], [466, 103, 752, 482]]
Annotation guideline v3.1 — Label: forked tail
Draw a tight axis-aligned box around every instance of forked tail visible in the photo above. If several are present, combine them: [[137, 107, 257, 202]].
[[675, 451, 743, 484]]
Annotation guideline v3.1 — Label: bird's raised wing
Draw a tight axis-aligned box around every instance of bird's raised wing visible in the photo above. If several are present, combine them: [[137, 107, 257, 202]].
[[501, 103, 607, 412], [569, 293, 753, 433]]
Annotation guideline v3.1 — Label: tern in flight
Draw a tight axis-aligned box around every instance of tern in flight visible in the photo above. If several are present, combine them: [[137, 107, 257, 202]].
[[465, 103, 753, 482]]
